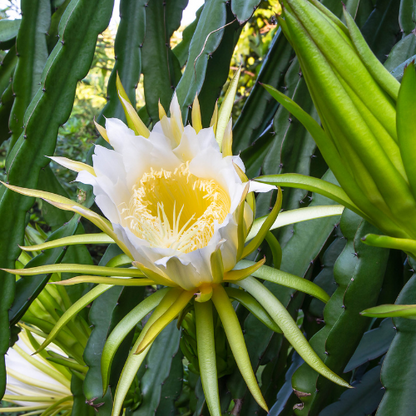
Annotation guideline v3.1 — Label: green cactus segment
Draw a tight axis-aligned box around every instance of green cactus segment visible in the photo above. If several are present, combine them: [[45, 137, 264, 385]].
[[291, 210, 389, 415], [197, 17, 242, 128], [233, 29, 293, 152], [172, 6, 203, 67], [0, 0, 113, 397], [319, 365, 384, 416], [8, 214, 81, 326], [84, 285, 123, 403], [0, 18, 21, 49], [376, 270, 416, 415], [46, 0, 72, 52], [344, 318, 396, 373], [175, 0, 226, 115], [0, 47, 16, 145], [0, 46, 17, 99], [71, 375, 95, 416], [141, 0, 185, 122], [399, 0, 416, 35], [99, 0, 144, 124], [360, 0, 400, 63], [231, 0, 261, 23], [9, 0, 51, 151], [134, 322, 183, 416]]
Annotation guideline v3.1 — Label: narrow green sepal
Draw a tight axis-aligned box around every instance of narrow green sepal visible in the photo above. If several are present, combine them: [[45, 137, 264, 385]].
[[361, 304, 416, 320]]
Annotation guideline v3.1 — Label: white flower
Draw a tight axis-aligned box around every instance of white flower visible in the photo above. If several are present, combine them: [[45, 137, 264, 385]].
[[64, 94, 273, 291], [3, 330, 73, 414]]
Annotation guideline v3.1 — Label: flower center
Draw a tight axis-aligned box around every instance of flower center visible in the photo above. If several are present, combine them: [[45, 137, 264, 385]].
[[125, 162, 230, 253]]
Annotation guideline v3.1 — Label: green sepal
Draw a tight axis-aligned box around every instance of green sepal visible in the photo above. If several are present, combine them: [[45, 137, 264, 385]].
[[211, 284, 268, 412], [397, 62, 416, 199], [362, 233, 416, 257], [36, 284, 112, 354], [264, 231, 282, 269], [235, 260, 330, 303], [3, 264, 144, 278], [237, 276, 350, 388], [194, 300, 221, 416], [19, 233, 114, 252], [225, 287, 282, 333], [343, 6, 400, 101], [242, 186, 282, 258], [361, 304, 416, 320], [101, 288, 169, 393], [135, 290, 193, 354]]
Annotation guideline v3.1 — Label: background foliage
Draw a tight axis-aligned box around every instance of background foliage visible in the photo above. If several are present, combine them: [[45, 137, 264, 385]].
[[1, 0, 416, 415]]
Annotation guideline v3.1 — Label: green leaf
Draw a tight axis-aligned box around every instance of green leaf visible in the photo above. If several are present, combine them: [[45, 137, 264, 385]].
[[197, 11, 241, 127], [112, 288, 180, 416], [70, 373, 95, 416], [0, 46, 17, 101], [242, 186, 282, 258], [362, 233, 416, 256]]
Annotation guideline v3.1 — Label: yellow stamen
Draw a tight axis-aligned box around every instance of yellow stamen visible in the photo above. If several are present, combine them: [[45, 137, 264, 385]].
[[123, 162, 230, 253]]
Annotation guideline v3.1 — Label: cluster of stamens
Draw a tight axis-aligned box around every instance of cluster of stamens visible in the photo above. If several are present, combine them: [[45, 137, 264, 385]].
[[121, 162, 230, 253]]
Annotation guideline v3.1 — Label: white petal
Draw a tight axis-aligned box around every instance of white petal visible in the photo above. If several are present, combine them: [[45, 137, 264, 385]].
[[249, 180, 276, 194]]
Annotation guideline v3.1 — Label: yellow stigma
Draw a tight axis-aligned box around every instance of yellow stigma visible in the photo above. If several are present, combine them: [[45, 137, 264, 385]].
[[125, 162, 230, 253]]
